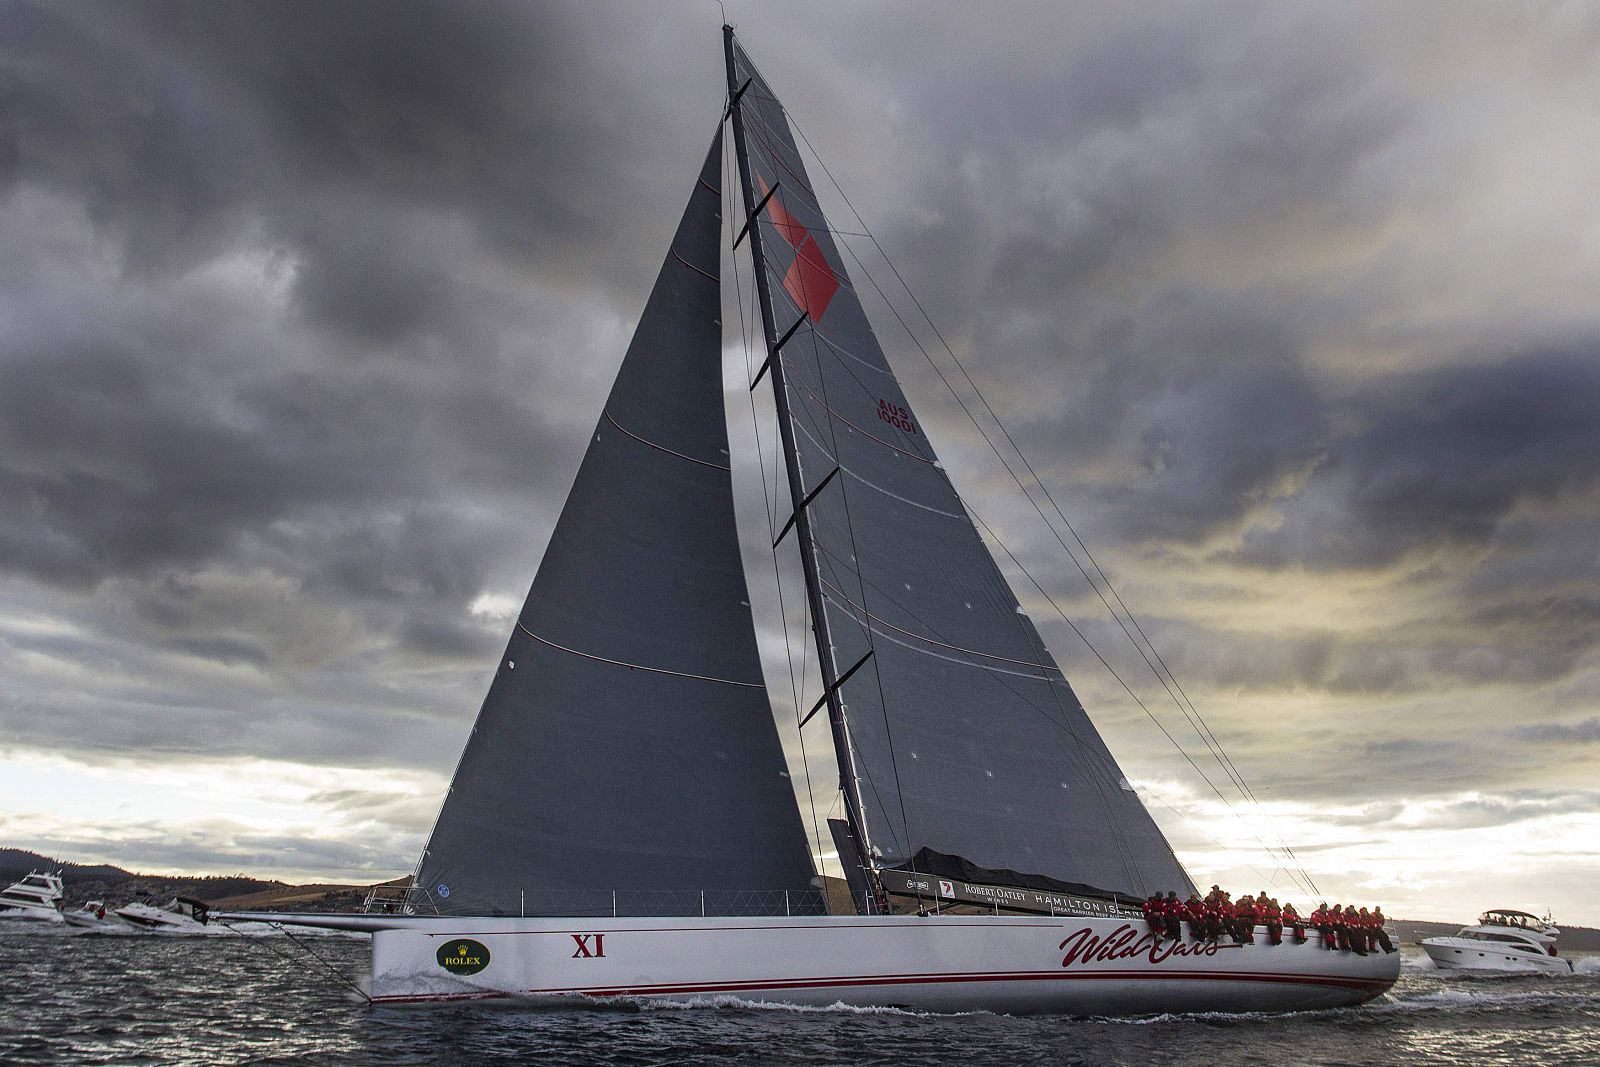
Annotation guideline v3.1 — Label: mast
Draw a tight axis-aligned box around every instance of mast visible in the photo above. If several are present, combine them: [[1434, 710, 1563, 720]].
[[723, 24, 882, 907]]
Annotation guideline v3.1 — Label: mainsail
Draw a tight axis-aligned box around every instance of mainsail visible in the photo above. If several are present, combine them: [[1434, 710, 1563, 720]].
[[725, 32, 1194, 900], [414, 130, 818, 916]]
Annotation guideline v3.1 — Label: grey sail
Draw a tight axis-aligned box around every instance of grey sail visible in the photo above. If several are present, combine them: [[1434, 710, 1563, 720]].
[[726, 35, 1193, 900], [414, 130, 819, 917]]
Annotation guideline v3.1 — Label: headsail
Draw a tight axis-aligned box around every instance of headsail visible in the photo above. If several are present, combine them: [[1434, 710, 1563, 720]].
[[414, 130, 818, 916], [726, 32, 1193, 900]]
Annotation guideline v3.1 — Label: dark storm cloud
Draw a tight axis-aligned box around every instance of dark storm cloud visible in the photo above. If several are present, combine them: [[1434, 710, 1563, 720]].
[[1233, 351, 1600, 570], [0, 1, 676, 289], [0, 0, 697, 776]]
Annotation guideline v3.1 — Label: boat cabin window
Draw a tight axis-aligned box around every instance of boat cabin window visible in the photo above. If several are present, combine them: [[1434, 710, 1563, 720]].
[[1467, 931, 1539, 949]]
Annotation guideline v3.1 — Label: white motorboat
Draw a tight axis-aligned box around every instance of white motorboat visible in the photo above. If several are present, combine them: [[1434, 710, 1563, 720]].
[[115, 896, 210, 932], [1421, 909, 1573, 973], [63, 899, 122, 929], [0, 870, 65, 923], [223, 24, 1401, 1013]]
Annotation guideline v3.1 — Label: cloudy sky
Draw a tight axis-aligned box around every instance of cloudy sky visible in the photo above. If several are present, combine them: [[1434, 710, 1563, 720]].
[[3, 1, 1597, 924]]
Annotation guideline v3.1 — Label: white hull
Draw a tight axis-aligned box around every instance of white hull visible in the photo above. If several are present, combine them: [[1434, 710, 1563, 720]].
[[339, 914, 1398, 1013], [0, 871, 66, 923], [63, 911, 120, 930], [114, 903, 208, 932], [1421, 938, 1573, 974]]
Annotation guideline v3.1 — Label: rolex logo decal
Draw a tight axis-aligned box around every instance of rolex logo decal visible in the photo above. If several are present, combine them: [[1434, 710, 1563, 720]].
[[436, 938, 491, 975]]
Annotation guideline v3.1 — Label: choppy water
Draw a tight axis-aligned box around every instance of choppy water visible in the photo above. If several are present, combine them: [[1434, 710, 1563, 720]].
[[2, 925, 1598, 1065]]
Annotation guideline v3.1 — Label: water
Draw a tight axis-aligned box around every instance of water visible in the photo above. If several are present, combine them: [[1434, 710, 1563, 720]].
[[3, 926, 1598, 1065]]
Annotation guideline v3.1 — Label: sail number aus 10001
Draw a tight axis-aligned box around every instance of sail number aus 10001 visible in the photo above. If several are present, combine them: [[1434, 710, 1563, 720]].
[[877, 399, 917, 435]]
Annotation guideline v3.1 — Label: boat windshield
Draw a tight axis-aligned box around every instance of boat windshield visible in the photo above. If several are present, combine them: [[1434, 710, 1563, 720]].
[[1466, 930, 1539, 946]]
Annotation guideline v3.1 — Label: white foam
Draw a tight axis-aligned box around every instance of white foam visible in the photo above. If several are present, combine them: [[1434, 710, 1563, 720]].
[[1369, 986, 1597, 1016], [638, 994, 987, 1016]]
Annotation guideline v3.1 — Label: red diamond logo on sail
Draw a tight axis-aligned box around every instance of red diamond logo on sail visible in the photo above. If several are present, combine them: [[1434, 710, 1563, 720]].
[[757, 175, 807, 248], [784, 235, 839, 320]]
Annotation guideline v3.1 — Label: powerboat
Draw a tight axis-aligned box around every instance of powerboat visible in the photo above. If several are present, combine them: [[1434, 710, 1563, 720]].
[[63, 899, 122, 929], [114, 895, 210, 932], [1421, 909, 1573, 973], [0, 871, 65, 923]]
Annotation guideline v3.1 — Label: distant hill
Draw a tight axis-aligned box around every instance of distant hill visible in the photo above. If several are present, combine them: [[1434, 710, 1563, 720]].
[[0, 847, 134, 882], [1, 848, 300, 908]]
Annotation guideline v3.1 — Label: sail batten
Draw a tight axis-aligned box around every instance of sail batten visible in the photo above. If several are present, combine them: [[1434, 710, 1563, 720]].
[[413, 128, 817, 916], [727, 33, 1194, 899]]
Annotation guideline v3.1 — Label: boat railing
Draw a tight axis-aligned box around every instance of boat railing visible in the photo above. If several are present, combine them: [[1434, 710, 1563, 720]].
[[377, 887, 907, 918], [369, 885, 1139, 919], [1480, 911, 1551, 933], [482, 888, 839, 918]]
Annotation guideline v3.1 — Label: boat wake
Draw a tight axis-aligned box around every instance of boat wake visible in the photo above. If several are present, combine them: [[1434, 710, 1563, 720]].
[[1097, 1009, 1304, 1025], [637, 994, 989, 1017], [1369, 984, 1600, 1019]]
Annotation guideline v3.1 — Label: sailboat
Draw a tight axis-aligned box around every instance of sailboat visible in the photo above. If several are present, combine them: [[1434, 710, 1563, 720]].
[[223, 26, 1400, 1013]]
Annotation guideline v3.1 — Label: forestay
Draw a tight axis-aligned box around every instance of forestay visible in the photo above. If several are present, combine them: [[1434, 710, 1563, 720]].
[[414, 131, 818, 916], [727, 36, 1193, 900]]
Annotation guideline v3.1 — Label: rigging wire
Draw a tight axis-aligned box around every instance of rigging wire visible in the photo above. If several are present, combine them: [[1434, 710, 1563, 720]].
[[218, 921, 372, 1004], [776, 104, 1319, 895]]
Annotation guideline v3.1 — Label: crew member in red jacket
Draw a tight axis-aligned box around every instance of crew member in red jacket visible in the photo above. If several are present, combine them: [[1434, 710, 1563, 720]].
[[1343, 906, 1368, 955], [1143, 893, 1166, 938], [1283, 901, 1306, 943], [1371, 906, 1396, 953], [1206, 895, 1227, 943], [1311, 903, 1335, 950], [1234, 893, 1257, 943], [1357, 907, 1376, 952], [1185, 893, 1208, 941], [1262, 895, 1283, 945]]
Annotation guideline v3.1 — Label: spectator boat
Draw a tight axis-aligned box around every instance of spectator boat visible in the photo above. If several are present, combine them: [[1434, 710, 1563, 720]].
[[1422, 909, 1573, 973], [0, 870, 65, 924]]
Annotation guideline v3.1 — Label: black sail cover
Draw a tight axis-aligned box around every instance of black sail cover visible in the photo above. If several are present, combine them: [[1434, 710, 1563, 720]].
[[728, 38, 1194, 900], [414, 131, 819, 916]]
